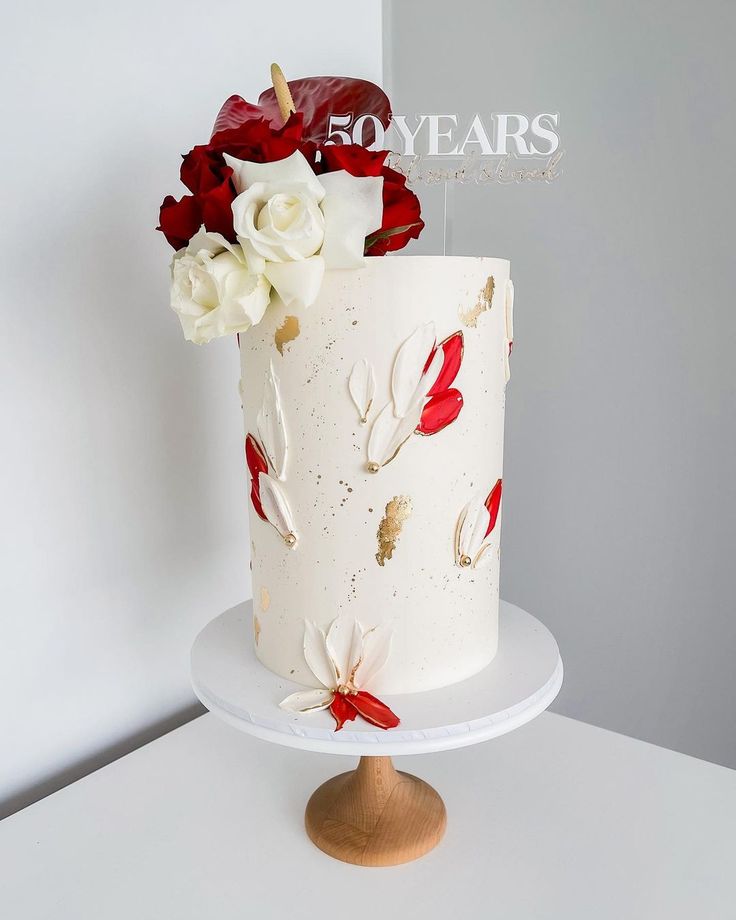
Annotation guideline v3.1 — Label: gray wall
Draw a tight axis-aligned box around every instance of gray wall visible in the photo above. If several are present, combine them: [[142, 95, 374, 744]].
[[386, 0, 736, 766]]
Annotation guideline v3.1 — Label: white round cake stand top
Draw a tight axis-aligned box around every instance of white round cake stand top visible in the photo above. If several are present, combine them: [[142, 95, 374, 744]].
[[190, 601, 563, 757]]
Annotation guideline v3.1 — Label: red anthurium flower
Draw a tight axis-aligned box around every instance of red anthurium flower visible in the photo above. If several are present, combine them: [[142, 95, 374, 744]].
[[245, 434, 269, 521], [417, 388, 464, 435], [484, 479, 503, 537]]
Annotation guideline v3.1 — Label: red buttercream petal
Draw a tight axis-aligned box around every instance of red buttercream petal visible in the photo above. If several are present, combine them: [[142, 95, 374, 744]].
[[330, 694, 358, 732], [350, 691, 400, 730], [157, 194, 201, 250], [417, 389, 464, 435], [427, 331, 464, 397], [245, 434, 269, 520], [484, 479, 503, 538]]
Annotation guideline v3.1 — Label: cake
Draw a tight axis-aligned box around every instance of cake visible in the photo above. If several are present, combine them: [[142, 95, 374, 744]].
[[159, 68, 513, 730]]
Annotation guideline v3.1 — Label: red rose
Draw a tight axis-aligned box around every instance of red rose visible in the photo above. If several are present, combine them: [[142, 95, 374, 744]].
[[318, 144, 423, 255]]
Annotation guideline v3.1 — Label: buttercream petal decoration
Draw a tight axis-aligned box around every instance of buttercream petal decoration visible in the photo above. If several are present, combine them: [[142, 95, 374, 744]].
[[245, 434, 269, 521], [279, 688, 334, 713], [264, 256, 325, 308], [330, 694, 358, 731], [457, 495, 491, 567], [367, 401, 423, 470], [349, 691, 400, 730], [303, 620, 337, 689], [224, 149, 326, 200], [319, 172, 384, 269], [348, 359, 376, 424], [353, 625, 392, 690], [391, 323, 437, 418], [504, 279, 514, 384], [417, 388, 464, 436], [257, 361, 288, 480], [258, 472, 297, 545], [426, 331, 464, 397], [456, 479, 503, 569], [326, 615, 363, 686]]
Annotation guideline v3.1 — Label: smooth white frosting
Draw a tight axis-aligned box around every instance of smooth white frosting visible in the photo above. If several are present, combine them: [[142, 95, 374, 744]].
[[240, 256, 510, 694]]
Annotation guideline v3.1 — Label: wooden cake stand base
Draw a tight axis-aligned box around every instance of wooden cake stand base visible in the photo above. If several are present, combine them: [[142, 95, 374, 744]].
[[305, 755, 446, 866], [191, 600, 562, 866]]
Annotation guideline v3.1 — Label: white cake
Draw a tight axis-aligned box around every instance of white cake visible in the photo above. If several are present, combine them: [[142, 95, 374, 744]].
[[241, 255, 513, 695]]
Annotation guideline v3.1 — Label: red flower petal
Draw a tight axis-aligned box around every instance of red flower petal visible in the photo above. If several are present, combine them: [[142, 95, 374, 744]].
[[157, 194, 201, 250], [245, 434, 269, 521], [417, 389, 464, 436], [427, 331, 464, 397], [258, 77, 391, 145], [329, 694, 358, 732], [211, 95, 268, 135], [484, 479, 503, 538], [350, 691, 400, 730]]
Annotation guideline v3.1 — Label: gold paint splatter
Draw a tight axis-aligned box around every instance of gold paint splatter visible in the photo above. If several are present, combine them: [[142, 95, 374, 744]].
[[254, 615, 261, 645], [459, 276, 495, 328], [260, 586, 270, 612], [274, 315, 300, 354], [375, 495, 412, 566]]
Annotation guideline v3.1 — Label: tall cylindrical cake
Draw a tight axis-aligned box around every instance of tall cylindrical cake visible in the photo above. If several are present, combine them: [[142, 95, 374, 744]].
[[240, 256, 513, 694]]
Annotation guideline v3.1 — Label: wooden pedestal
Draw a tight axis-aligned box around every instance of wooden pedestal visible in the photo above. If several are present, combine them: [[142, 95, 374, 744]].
[[304, 756, 447, 866]]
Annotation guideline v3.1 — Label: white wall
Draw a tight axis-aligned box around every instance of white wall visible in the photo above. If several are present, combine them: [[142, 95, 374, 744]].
[[386, 0, 736, 767], [0, 0, 383, 816]]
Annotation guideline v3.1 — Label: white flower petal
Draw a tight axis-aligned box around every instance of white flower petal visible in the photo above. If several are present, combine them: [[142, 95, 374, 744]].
[[303, 620, 337, 689], [279, 688, 333, 713], [458, 495, 491, 564], [391, 323, 437, 418], [319, 172, 384, 269], [257, 361, 288, 480], [326, 615, 363, 686], [353, 625, 392, 690], [348, 359, 376, 424], [367, 401, 422, 469], [224, 150, 325, 200], [264, 256, 324, 308], [258, 472, 296, 542]]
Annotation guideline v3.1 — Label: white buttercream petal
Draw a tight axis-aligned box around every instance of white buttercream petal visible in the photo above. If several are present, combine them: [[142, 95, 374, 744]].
[[258, 472, 296, 541], [318, 172, 384, 269], [458, 495, 491, 562], [367, 401, 422, 468], [303, 621, 337, 689], [326, 615, 363, 686], [348, 359, 376, 424], [264, 256, 324, 308], [353, 625, 392, 690], [257, 361, 288, 480], [391, 323, 437, 418], [279, 688, 334, 713], [224, 150, 325, 200]]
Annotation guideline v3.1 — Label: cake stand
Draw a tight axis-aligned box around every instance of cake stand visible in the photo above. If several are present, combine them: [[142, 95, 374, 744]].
[[190, 600, 562, 867]]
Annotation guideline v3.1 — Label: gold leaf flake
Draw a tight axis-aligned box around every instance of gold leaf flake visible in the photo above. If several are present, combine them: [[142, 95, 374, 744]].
[[274, 315, 300, 355], [459, 276, 495, 328], [375, 495, 412, 566], [260, 586, 270, 612], [254, 615, 261, 645]]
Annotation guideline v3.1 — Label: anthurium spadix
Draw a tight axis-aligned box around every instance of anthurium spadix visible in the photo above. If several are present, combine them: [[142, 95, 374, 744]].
[[280, 614, 399, 731], [455, 478, 503, 569]]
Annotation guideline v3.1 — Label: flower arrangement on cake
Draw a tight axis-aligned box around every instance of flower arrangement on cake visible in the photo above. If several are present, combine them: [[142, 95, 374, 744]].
[[158, 66, 424, 345]]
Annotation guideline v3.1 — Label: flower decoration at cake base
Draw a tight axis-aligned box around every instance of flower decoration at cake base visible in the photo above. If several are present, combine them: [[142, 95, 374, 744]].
[[367, 323, 464, 471], [455, 478, 503, 569], [280, 615, 399, 731]]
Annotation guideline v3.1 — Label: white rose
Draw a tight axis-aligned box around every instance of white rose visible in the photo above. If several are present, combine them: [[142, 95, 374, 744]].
[[226, 150, 384, 309], [170, 230, 271, 344]]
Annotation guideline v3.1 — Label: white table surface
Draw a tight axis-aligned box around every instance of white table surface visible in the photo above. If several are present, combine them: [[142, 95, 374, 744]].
[[1, 712, 734, 919]]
